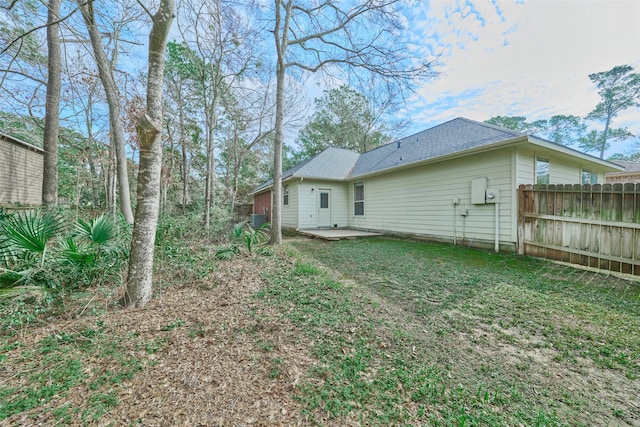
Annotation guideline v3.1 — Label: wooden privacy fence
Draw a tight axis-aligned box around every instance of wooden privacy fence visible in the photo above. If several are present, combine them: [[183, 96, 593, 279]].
[[518, 183, 640, 276]]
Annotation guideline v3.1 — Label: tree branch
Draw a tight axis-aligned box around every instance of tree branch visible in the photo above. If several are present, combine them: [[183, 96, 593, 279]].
[[2, 0, 19, 10], [0, 2, 87, 57], [0, 68, 47, 85], [288, 0, 397, 46], [135, 0, 154, 19]]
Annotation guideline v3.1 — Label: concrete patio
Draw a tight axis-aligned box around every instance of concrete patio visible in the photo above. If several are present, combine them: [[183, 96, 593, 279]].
[[297, 228, 383, 241]]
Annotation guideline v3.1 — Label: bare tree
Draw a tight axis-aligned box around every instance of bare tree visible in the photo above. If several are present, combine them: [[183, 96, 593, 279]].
[[42, 0, 62, 206], [219, 83, 276, 215], [122, 0, 174, 308], [269, 0, 436, 244], [164, 41, 202, 210], [177, 0, 261, 229], [76, 0, 137, 223], [64, 64, 107, 207]]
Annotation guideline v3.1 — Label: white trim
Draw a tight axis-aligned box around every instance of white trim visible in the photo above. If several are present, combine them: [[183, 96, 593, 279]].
[[353, 181, 365, 216], [528, 136, 623, 171]]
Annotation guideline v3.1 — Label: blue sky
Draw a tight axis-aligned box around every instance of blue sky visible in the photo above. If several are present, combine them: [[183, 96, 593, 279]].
[[395, 0, 640, 157]]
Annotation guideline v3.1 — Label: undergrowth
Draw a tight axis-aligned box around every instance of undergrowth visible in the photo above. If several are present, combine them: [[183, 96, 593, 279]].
[[0, 323, 162, 423], [253, 238, 640, 426]]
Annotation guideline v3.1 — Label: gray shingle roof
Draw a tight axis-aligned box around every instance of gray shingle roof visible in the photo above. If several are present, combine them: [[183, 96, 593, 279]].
[[252, 117, 617, 193], [294, 147, 360, 179], [252, 147, 359, 193], [610, 160, 640, 173], [349, 117, 524, 177]]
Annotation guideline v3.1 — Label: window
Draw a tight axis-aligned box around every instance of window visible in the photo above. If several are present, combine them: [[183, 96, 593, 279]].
[[320, 192, 329, 209], [354, 182, 364, 216], [283, 185, 289, 206], [581, 170, 598, 184], [536, 157, 550, 184]]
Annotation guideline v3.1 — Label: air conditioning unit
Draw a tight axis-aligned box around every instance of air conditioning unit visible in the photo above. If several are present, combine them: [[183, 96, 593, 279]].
[[250, 214, 266, 228]]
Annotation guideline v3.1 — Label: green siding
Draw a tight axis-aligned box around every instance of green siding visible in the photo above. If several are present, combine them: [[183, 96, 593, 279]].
[[518, 146, 611, 185], [297, 180, 349, 229], [281, 181, 298, 228], [348, 150, 515, 245]]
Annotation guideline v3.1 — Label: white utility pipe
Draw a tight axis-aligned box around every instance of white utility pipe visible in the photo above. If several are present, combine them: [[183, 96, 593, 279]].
[[494, 202, 499, 252], [453, 201, 457, 246]]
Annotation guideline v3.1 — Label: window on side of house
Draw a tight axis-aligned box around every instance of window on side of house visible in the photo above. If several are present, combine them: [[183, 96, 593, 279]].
[[354, 182, 364, 216], [536, 157, 550, 184], [581, 169, 598, 184], [283, 184, 289, 206]]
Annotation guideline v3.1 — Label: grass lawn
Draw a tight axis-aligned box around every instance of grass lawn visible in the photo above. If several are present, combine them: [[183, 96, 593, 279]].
[[1, 235, 638, 425], [256, 237, 640, 426]]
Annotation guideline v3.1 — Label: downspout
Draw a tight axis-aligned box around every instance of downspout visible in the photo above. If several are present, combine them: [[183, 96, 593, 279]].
[[452, 198, 459, 245], [296, 177, 304, 231], [494, 202, 499, 253], [486, 188, 500, 253]]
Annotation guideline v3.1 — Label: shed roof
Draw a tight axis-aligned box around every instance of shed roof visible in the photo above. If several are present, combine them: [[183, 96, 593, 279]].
[[0, 132, 44, 153]]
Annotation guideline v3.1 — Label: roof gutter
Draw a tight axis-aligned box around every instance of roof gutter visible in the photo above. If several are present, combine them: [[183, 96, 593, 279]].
[[528, 137, 623, 171], [249, 174, 299, 196]]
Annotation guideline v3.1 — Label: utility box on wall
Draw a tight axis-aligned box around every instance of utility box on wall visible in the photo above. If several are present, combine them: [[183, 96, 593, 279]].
[[485, 189, 499, 203], [471, 177, 487, 204]]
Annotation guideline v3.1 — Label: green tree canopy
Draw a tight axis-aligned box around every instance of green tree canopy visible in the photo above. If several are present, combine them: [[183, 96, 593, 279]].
[[586, 64, 640, 158], [295, 85, 390, 161], [578, 128, 634, 156], [485, 114, 589, 147], [484, 115, 548, 136], [546, 115, 587, 146]]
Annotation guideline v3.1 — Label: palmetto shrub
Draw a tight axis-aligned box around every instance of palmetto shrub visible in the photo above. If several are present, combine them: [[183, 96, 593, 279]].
[[214, 221, 272, 260], [0, 209, 62, 289], [0, 210, 129, 291]]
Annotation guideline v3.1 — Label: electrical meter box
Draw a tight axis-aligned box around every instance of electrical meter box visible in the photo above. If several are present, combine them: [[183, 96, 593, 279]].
[[471, 178, 487, 204], [485, 189, 499, 203]]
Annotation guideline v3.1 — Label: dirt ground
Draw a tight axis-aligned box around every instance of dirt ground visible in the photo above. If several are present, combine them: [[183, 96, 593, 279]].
[[3, 258, 317, 426], [2, 244, 639, 426]]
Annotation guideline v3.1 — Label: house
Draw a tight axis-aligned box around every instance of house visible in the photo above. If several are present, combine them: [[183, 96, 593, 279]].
[[605, 160, 640, 183], [252, 117, 622, 251], [0, 132, 44, 206]]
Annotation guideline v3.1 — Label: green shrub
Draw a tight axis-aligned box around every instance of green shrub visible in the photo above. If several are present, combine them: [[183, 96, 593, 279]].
[[215, 221, 271, 260], [0, 210, 129, 291]]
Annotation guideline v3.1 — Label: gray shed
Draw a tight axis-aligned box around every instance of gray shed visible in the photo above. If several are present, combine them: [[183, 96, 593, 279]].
[[0, 132, 44, 206]]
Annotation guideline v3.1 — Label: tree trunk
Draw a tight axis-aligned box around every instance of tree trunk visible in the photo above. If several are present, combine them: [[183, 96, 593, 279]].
[[204, 120, 212, 228], [78, 0, 135, 224], [204, 97, 218, 229], [270, 0, 289, 245], [599, 114, 611, 160], [42, 0, 61, 206], [270, 63, 284, 244], [107, 147, 117, 214], [181, 136, 189, 208], [83, 93, 100, 207], [122, 0, 174, 308]]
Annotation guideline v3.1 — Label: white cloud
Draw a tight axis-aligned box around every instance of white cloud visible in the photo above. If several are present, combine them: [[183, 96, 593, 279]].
[[403, 0, 640, 155]]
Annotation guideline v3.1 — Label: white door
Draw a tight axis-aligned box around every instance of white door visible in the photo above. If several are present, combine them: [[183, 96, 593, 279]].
[[317, 189, 331, 228]]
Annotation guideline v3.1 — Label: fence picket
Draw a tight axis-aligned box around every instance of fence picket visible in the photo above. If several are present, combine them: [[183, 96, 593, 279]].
[[518, 184, 640, 276]]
